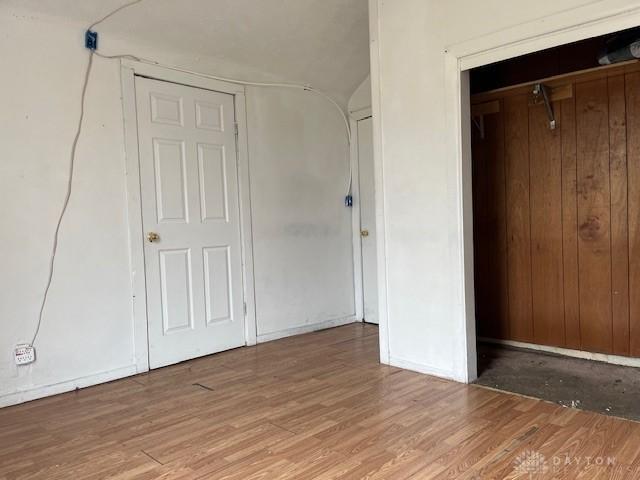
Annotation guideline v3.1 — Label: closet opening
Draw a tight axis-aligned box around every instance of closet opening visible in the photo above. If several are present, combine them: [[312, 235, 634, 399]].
[[469, 26, 640, 421]]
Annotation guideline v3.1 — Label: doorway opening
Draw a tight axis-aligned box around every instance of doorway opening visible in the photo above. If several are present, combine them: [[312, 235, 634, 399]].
[[468, 26, 640, 421], [356, 115, 379, 325]]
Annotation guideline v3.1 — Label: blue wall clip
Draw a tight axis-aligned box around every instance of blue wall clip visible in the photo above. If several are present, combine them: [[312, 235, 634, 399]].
[[345, 195, 353, 207], [85, 30, 98, 51]]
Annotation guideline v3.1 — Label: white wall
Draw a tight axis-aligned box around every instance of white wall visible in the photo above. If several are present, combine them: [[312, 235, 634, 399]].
[[348, 75, 371, 114], [0, 7, 355, 405], [246, 88, 354, 339], [369, 0, 640, 382]]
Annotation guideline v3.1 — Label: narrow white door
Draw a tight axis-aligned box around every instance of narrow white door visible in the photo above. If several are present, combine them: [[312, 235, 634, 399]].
[[357, 117, 378, 324], [136, 77, 245, 369]]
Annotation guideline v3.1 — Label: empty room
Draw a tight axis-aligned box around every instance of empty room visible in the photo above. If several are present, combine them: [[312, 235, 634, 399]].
[[3, 1, 640, 479]]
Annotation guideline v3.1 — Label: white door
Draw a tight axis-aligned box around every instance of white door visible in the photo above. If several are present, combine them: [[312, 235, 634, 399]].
[[357, 117, 378, 324], [136, 77, 245, 369]]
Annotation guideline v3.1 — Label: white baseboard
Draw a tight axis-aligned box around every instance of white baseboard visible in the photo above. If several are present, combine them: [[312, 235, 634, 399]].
[[0, 364, 138, 408], [257, 315, 359, 343], [389, 356, 461, 382], [479, 337, 640, 368]]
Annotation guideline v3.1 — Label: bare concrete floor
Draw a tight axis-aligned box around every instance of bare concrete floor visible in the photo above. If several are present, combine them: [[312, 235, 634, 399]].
[[475, 342, 640, 422]]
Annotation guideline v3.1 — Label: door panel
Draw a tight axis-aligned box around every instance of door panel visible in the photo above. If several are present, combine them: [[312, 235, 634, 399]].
[[154, 139, 188, 223], [136, 76, 245, 369], [198, 144, 228, 222], [159, 249, 193, 333], [203, 246, 232, 324], [357, 117, 378, 324]]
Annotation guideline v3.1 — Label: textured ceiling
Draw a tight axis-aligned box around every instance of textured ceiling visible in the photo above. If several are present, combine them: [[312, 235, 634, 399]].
[[4, 0, 370, 105]]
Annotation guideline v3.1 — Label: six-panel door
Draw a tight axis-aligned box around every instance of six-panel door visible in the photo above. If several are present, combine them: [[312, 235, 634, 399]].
[[135, 76, 245, 369]]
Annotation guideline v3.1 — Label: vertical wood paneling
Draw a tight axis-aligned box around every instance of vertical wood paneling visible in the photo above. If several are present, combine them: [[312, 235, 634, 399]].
[[576, 78, 613, 354], [529, 102, 565, 347], [472, 65, 640, 358], [560, 95, 581, 349], [504, 94, 533, 342], [484, 110, 510, 339], [608, 75, 630, 356], [472, 117, 491, 337], [626, 72, 640, 357]]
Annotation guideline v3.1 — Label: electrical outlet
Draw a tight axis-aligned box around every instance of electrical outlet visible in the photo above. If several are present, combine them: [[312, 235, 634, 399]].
[[15, 344, 35, 366], [344, 195, 353, 207], [85, 30, 98, 51]]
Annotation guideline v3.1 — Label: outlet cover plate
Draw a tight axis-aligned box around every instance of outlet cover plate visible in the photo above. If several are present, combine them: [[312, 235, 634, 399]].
[[15, 344, 35, 365]]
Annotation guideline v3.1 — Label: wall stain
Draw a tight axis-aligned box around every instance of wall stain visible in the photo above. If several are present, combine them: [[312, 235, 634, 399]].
[[579, 215, 602, 241]]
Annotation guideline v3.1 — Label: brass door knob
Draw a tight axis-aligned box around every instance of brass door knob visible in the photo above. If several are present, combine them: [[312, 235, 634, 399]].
[[147, 232, 160, 243], [361, 229, 369, 237]]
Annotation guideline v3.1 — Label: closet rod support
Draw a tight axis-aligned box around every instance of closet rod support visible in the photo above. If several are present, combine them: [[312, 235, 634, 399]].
[[533, 83, 556, 130]]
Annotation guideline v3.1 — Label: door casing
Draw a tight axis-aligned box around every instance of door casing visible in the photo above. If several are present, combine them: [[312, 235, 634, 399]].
[[442, 3, 640, 383], [356, 116, 378, 324], [349, 107, 373, 325], [368, 0, 640, 383], [121, 60, 257, 373]]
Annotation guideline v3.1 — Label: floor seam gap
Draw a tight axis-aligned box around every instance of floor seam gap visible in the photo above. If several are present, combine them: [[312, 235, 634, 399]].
[[268, 421, 298, 435], [141, 449, 164, 465], [193, 382, 215, 391]]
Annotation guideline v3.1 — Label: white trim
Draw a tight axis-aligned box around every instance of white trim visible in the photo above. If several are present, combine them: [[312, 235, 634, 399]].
[[122, 59, 244, 95], [234, 93, 258, 346], [440, 3, 640, 384], [459, 69, 477, 382], [389, 356, 458, 382], [350, 117, 364, 322], [480, 337, 640, 369], [368, 0, 390, 365], [350, 107, 372, 121], [257, 316, 359, 343], [0, 365, 138, 408], [120, 64, 149, 373], [351, 113, 377, 325], [443, 55, 477, 384], [349, 104, 374, 324], [448, 2, 640, 70], [120, 59, 257, 370]]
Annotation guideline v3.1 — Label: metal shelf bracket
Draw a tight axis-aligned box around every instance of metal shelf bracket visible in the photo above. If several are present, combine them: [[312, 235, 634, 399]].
[[533, 83, 556, 130]]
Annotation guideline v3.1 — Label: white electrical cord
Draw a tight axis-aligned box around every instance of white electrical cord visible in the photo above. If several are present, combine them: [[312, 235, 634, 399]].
[[31, 52, 94, 346], [95, 50, 353, 196], [31, 0, 353, 347], [86, 0, 352, 196], [87, 0, 353, 194], [93, 52, 351, 142]]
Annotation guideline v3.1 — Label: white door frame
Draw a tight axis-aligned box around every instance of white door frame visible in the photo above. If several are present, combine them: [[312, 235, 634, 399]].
[[120, 60, 257, 373], [349, 107, 373, 323], [369, 0, 640, 381]]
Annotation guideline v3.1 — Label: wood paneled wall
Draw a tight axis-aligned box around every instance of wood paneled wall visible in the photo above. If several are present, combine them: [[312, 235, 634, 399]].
[[471, 62, 640, 357]]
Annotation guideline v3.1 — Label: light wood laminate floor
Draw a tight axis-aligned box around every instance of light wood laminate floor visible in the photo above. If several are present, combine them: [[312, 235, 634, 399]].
[[2, 323, 640, 479]]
